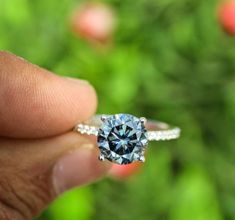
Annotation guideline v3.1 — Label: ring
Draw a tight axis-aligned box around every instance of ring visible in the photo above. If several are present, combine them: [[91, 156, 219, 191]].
[[75, 113, 181, 165]]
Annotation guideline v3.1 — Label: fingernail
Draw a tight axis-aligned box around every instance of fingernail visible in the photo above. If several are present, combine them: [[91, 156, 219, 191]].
[[53, 144, 109, 194]]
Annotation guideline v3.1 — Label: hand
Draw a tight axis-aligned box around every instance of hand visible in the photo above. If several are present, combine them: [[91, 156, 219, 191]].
[[0, 51, 110, 220]]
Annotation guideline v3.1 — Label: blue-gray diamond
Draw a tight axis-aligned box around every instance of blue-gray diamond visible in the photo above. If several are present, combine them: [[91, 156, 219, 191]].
[[97, 114, 148, 164]]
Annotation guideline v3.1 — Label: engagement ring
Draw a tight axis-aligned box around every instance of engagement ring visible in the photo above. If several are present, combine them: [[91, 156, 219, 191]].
[[75, 114, 181, 165]]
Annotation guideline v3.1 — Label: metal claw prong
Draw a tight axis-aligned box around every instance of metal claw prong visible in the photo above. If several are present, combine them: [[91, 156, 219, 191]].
[[101, 115, 107, 122], [139, 155, 145, 163], [98, 154, 105, 161], [140, 117, 147, 125]]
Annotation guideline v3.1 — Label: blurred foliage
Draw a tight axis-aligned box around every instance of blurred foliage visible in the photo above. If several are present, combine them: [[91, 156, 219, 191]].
[[1, 0, 235, 219]]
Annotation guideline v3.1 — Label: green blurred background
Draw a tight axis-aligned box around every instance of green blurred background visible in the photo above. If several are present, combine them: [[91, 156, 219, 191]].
[[1, 0, 235, 219]]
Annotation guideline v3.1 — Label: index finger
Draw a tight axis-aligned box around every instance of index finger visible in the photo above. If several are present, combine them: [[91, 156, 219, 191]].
[[0, 51, 97, 138]]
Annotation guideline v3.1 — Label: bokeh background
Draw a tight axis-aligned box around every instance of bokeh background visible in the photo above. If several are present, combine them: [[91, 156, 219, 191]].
[[1, 0, 235, 219]]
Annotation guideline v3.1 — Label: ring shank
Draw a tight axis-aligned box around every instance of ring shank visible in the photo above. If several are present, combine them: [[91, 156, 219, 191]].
[[75, 115, 181, 141]]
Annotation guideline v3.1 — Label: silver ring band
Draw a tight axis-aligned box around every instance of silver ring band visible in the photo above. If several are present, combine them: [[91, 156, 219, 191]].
[[75, 114, 181, 164], [75, 115, 181, 141]]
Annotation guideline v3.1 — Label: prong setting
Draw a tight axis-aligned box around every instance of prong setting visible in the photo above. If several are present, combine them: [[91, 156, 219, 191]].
[[140, 117, 147, 125], [101, 115, 107, 122], [138, 155, 145, 163], [98, 154, 105, 161]]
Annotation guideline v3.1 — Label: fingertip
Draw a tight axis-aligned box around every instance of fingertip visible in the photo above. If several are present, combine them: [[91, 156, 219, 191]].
[[25, 76, 98, 138], [52, 76, 98, 134]]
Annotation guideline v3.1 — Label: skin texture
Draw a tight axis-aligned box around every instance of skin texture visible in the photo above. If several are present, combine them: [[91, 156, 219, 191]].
[[0, 51, 110, 220]]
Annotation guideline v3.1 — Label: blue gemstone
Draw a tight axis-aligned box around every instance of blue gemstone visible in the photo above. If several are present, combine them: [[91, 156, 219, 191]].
[[97, 114, 148, 164]]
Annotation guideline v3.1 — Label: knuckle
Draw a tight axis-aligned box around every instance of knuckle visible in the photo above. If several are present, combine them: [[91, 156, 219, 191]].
[[0, 204, 24, 220], [0, 171, 52, 220], [0, 175, 31, 220]]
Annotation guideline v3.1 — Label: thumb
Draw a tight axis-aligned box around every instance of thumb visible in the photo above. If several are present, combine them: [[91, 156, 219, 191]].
[[0, 133, 110, 220]]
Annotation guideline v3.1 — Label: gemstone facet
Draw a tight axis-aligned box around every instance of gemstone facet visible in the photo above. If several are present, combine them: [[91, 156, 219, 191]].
[[97, 114, 148, 164]]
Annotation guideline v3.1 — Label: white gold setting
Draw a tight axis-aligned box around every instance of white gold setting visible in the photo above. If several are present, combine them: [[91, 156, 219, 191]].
[[74, 114, 181, 164]]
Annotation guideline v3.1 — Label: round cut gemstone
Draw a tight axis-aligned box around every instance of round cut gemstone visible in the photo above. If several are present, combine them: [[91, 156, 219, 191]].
[[97, 114, 148, 164]]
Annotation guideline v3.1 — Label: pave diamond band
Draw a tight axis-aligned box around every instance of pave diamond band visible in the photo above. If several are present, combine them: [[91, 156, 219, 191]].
[[75, 114, 181, 164]]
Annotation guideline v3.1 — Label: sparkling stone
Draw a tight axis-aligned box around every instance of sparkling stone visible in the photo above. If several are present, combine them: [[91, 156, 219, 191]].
[[97, 114, 148, 164]]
